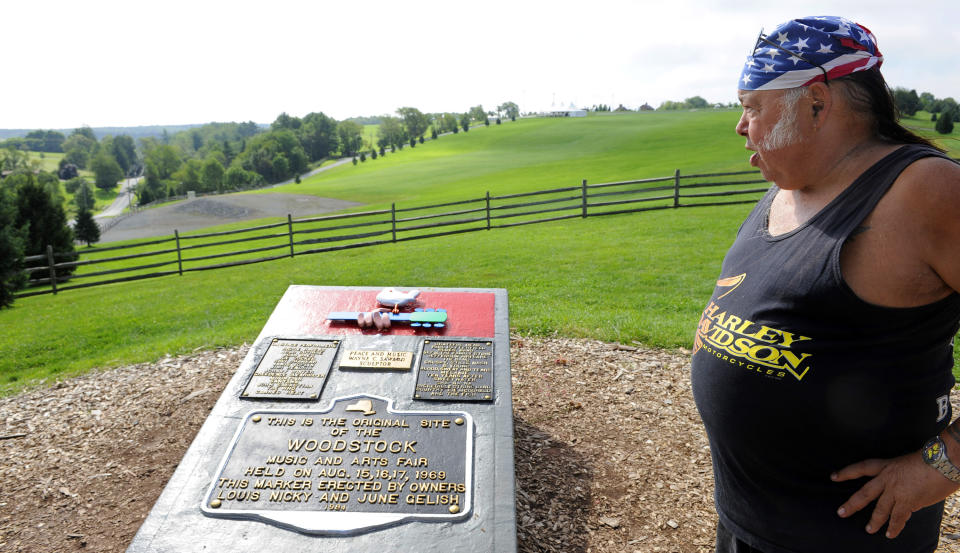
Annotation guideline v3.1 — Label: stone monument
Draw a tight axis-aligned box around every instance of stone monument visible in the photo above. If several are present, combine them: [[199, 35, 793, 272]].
[[127, 285, 516, 552]]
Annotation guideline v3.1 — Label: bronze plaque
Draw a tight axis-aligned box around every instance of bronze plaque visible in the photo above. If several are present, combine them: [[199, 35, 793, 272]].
[[414, 340, 494, 401], [339, 350, 414, 370], [201, 395, 473, 535], [241, 339, 340, 400]]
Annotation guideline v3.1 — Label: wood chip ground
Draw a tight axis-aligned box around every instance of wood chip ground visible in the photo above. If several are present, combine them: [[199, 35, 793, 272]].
[[1, 337, 958, 552]]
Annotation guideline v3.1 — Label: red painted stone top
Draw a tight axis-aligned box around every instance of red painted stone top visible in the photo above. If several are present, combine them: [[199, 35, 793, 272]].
[[261, 287, 497, 338]]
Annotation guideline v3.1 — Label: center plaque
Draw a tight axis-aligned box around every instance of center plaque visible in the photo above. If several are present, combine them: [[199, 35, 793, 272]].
[[203, 395, 472, 534]]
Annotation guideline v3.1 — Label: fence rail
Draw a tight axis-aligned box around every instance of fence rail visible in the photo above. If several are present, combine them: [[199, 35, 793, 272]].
[[15, 168, 768, 299]]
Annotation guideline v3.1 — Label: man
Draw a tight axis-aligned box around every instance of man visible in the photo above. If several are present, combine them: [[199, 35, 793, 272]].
[[691, 16, 960, 553]]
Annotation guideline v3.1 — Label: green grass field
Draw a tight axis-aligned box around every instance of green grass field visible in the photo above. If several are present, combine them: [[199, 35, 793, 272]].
[[274, 110, 752, 207], [2, 109, 958, 395]]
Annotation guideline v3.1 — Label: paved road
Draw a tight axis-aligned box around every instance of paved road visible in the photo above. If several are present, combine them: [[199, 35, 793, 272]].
[[98, 193, 362, 243], [95, 177, 140, 220]]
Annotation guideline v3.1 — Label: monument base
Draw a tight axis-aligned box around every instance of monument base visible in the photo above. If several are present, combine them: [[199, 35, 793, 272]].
[[126, 286, 515, 552]]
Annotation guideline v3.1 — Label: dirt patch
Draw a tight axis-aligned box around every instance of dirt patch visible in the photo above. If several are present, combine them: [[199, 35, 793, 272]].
[[99, 193, 362, 243], [1, 338, 959, 552]]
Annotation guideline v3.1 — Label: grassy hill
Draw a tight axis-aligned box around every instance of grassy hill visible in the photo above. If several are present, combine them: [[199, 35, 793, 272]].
[[269, 110, 750, 206], [1, 109, 957, 394]]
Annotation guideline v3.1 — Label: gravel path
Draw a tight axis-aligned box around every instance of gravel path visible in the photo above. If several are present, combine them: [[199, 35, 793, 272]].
[[98, 193, 362, 243]]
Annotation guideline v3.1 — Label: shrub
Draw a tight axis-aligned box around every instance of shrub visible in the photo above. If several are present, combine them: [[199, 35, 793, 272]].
[[64, 177, 85, 194], [936, 110, 955, 134], [58, 162, 79, 180]]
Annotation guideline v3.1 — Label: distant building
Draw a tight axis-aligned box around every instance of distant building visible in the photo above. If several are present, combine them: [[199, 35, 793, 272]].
[[639, 103, 655, 111], [539, 109, 587, 118]]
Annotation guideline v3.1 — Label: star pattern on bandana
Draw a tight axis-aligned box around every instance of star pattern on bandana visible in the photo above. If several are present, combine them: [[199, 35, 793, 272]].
[[739, 15, 882, 91]]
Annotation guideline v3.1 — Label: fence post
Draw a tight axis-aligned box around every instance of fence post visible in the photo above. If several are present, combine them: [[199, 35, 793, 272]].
[[581, 179, 588, 218], [174, 230, 183, 276], [46, 245, 57, 295], [673, 169, 681, 208], [485, 192, 491, 230], [391, 203, 397, 242], [287, 214, 295, 258]]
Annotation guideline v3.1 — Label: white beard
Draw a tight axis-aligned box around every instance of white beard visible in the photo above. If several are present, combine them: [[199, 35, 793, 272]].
[[759, 89, 804, 151], [759, 103, 800, 151]]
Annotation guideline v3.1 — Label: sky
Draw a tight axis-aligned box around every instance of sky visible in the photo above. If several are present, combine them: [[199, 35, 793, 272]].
[[3, 0, 957, 130]]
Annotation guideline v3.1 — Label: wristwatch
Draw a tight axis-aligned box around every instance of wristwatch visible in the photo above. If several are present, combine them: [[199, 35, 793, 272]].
[[921, 435, 960, 484]]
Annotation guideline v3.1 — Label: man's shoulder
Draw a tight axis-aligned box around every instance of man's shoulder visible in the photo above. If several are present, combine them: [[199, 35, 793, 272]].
[[891, 152, 960, 293], [895, 153, 960, 210], [901, 150, 960, 175]]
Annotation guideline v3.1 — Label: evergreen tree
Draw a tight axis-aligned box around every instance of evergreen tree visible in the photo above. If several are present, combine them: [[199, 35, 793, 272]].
[[10, 174, 77, 281], [74, 180, 96, 212], [74, 208, 101, 246], [0, 186, 26, 308]]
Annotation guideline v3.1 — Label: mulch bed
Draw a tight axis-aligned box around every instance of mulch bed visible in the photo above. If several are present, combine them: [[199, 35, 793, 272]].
[[1, 337, 958, 552]]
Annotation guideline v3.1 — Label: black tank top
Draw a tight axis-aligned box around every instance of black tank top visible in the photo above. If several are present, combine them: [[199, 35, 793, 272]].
[[691, 144, 960, 553]]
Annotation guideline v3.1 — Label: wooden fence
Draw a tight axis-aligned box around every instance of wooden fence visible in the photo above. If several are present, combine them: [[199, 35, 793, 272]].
[[16, 168, 769, 298]]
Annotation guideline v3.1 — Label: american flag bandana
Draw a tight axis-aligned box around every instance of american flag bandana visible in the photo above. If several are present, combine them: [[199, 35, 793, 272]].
[[739, 16, 883, 91]]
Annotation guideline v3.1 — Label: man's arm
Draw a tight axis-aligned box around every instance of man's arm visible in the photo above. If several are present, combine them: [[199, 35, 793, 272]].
[[833, 156, 960, 539]]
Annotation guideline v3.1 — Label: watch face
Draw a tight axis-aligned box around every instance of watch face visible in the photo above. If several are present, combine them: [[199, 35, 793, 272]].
[[924, 438, 943, 463]]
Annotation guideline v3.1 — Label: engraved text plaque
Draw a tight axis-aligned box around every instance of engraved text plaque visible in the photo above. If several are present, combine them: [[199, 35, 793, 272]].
[[241, 338, 339, 400], [339, 350, 414, 370], [202, 395, 473, 535]]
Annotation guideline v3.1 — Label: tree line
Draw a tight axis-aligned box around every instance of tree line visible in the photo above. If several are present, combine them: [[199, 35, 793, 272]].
[[135, 101, 520, 203], [0, 100, 522, 308]]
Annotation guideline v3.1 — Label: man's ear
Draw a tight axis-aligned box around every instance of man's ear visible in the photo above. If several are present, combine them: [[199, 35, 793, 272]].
[[807, 82, 831, 120]]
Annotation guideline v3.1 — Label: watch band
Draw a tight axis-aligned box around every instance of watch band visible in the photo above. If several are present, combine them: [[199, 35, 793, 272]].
[[922, 435, 960, 484]]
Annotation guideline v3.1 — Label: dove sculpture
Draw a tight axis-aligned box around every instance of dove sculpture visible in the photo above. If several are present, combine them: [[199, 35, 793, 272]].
[[376, 288, 420, 309]]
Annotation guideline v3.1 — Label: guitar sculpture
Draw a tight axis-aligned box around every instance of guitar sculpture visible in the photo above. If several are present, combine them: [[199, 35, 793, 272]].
[[326, 288, 447, 330]]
